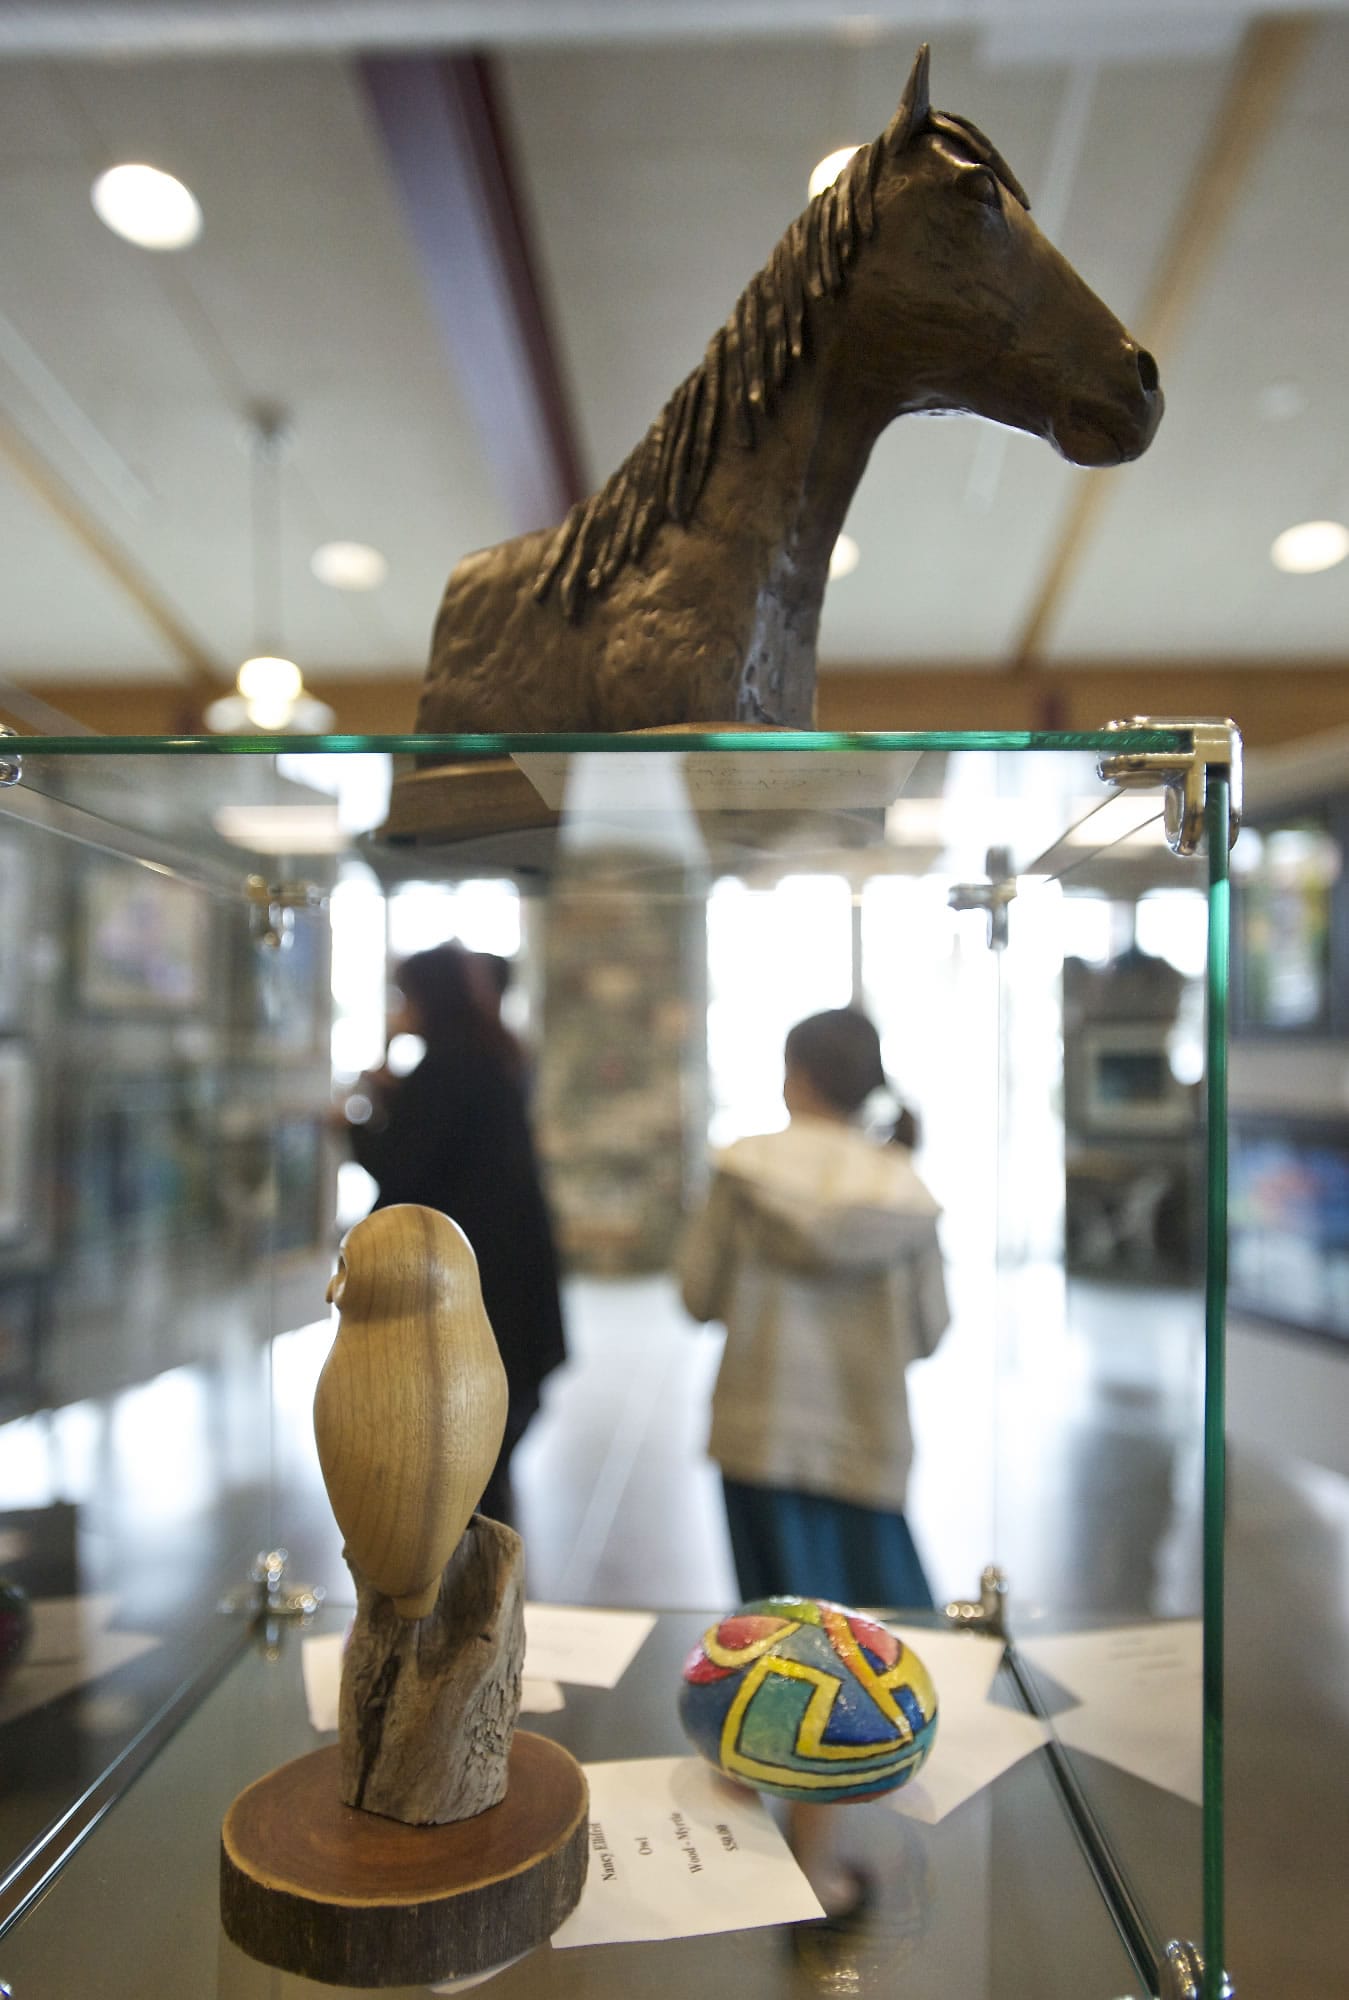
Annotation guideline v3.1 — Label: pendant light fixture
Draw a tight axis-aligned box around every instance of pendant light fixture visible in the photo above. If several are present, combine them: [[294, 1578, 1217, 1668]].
[[205, 405, 334, 733]]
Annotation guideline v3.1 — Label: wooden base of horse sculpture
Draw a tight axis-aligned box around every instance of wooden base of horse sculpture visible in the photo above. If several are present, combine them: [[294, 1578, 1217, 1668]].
[[385, 752, 561, 844], [378, 720, 904, 860], [383, 721, 777, 845]]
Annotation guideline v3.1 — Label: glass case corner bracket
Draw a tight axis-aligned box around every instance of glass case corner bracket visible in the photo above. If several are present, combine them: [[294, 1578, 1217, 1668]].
[[0, 726, 20, 789], [218, 1548, 326, 1623], [948, 844, 1017, 949], [944, 1564, 1009, 1639], [1162, 1939, 1235, 1999], [1096, 716, 1242, 858], [244, 873, 327, 949]]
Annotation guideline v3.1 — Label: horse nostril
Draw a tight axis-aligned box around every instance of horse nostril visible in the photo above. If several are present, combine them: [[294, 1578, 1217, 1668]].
[[1135, 347, 1160, 396]]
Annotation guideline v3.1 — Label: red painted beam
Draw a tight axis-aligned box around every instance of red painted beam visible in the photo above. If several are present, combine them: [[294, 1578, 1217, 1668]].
[[360, 53, 586, 535]]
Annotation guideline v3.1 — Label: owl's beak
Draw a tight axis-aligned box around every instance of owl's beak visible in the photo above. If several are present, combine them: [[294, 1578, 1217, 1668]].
[[326, 1258, 346, 1307]]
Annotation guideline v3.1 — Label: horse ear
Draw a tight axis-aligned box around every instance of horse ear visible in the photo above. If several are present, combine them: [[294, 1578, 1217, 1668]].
[[885, 43, 931, 154]]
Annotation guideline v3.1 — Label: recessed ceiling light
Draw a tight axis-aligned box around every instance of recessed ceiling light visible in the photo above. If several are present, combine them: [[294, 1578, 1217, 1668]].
[[1270, 520, 1349, 575], [311, 541, 388, 591], [809, 147, 861, 200], [829, 533, 860, 580], [91, 163, 202, 250]]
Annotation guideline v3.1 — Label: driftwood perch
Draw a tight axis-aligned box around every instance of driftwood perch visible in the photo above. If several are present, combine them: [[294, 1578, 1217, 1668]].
[[340, 1515, 525, 1824]]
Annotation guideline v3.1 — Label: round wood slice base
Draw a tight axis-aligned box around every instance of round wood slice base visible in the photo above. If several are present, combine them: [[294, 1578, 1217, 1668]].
[[220, 1733, 589, 1988]]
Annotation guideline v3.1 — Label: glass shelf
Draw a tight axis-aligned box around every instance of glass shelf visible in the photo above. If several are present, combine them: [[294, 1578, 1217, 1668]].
[[1, 1605, 1146, 1999]]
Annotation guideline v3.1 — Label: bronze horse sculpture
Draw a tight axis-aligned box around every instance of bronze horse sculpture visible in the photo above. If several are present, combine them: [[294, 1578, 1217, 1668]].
[[415, 45, 1162, 736]]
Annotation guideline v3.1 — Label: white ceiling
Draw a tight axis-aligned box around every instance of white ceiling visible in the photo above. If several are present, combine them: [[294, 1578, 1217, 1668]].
[[0, 53, 511, 682], [0, 2, 1347, 694]]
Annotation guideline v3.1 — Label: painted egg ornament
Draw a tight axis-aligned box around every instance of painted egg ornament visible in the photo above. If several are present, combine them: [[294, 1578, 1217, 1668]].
[[679, 1596, 937, 1803]]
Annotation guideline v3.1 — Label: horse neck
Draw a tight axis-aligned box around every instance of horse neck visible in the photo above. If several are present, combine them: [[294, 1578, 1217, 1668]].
[[693, 309, 893, 600]]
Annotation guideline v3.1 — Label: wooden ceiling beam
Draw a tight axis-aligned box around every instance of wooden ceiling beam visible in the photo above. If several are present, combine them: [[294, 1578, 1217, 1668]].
[[1010, 15, 1314, 673], [360, 53, 586, 537]]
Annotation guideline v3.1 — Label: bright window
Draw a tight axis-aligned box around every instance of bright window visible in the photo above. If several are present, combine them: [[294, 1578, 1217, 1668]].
[[706, 875, 853, 1146]]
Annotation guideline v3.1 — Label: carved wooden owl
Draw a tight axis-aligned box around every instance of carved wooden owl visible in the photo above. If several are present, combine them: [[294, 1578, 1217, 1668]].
[[314, 1204, 509, 1620]]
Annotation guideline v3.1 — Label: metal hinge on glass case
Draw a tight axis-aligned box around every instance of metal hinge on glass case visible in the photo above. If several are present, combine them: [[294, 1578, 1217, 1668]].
[[1162, 1938, 1235, 1999], [944, 1564, 1009, 1639], [948, 845, 1017, 950], [218, 1547, 326, 1621], [1096, 717, 1243, 858], [244, 874, 326, 948], [0, 725, 20, 788]]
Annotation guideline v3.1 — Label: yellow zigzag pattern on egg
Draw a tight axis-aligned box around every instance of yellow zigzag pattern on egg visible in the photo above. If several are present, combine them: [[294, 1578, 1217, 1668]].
[[719, 1653, 930, 1792]]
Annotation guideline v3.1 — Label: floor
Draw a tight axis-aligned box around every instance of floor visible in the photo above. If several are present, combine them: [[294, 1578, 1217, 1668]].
[[2, 1267, 1346, 1996]]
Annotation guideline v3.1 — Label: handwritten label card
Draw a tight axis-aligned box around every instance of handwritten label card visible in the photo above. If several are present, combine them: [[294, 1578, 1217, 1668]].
[[879, 1623, 1049, 1824], [522, 1604, 656, 1688], [552, 1755, 824, 1948], [1019, 1621, 1202, 1804]]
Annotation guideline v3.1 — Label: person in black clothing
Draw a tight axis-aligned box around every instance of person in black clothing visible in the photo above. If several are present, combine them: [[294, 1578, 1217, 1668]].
[[342, 941, 566, 1525]]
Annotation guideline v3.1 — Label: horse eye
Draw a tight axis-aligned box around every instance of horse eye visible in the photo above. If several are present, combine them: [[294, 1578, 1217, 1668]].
[[962, 167, 1002, 208]]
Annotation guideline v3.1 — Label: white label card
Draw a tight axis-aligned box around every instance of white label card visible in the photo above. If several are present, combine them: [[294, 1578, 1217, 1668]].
[[1019, 1621, 1202, 1805], [883, 1625, 1049, 1824], [0, 1596, 159, 1725], [513, 750, 920, 814], [552, 1755, 824, 1948], [522, 1603, 656, 1688]]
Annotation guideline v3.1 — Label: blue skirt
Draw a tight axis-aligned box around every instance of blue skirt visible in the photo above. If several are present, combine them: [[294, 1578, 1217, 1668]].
[[721, 1477, 935, 1612]]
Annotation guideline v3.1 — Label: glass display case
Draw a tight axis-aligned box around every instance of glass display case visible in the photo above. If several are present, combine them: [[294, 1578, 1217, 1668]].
[[0, 723, 1236, 1998]]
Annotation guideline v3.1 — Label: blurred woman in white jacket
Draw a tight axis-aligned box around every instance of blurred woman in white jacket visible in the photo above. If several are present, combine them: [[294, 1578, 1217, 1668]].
[[679, 1008, 949, 1610]]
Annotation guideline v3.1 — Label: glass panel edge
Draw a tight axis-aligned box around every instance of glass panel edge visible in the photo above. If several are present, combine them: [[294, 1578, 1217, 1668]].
[[5, 728, 1195, 757]]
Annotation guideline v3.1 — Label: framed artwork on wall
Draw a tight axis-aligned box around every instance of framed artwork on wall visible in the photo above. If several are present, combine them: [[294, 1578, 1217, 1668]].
[[63, 1070, 218, 1243], [0, 832, 29, 1029], [1230, 1115, 1349, 1346], [77, 858, 210, 1014], [1232, 808, 1345, 1036], [269, 1115, 329, 1255], [0, 1042, 35, 1239], [1078, 1023, 1196, 1135], [0, 1272, 42, 1417], [233, 906, 332, 1058]]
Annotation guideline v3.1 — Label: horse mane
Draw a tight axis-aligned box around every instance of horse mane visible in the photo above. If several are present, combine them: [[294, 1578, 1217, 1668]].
[[533, 107, 1028, 621]]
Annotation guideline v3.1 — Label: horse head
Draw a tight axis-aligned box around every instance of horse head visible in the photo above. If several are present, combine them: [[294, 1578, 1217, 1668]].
[[841, 46, 1162, 468]]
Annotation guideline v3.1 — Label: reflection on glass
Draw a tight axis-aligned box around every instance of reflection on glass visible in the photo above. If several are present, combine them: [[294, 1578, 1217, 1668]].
[[1230, 1121, 1349, 1343], [0, 762, 339, 1879]]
